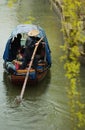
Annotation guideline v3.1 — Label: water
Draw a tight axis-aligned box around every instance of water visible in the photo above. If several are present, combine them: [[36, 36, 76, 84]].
[[0, 0, 85, 130]]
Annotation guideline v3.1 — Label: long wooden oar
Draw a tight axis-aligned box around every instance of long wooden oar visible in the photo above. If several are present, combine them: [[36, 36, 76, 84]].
[[16, 37, 43, 103]]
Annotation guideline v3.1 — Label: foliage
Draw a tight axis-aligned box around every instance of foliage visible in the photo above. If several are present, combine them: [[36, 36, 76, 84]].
[[23, 16, 35, 24], [61, 0, 85, 129], [7, 0, 17, 7]]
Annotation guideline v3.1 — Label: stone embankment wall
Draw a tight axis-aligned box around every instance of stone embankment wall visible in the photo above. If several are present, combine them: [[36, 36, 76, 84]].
[[48, 0, 63, 18], [49, 0, 85, 64], [49, 0, 85, 34]]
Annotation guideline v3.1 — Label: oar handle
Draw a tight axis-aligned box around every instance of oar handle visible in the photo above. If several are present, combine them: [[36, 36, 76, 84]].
[[19, 37, 44, 102]]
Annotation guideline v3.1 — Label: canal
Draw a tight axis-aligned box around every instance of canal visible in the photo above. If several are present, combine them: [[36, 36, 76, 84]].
[[0, 0, 85, 130]]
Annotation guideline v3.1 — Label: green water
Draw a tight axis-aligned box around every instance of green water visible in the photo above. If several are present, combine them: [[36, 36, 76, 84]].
[[0, 0, 85, 130]]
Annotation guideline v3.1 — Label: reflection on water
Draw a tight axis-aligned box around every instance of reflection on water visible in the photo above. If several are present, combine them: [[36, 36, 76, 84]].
[[3, 70, 51, 102]]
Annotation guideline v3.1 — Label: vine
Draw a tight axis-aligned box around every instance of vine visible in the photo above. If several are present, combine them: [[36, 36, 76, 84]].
[[61, 0, 85, 129]]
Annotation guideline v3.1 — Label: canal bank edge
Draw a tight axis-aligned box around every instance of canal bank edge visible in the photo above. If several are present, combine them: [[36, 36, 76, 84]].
[[48, 0, 85, 35], [48, 0, 62, 19], [49, 0, 85, 65]]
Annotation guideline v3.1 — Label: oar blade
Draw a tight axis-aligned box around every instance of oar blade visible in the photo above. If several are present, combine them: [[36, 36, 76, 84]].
[[14, 96, 22, 104]]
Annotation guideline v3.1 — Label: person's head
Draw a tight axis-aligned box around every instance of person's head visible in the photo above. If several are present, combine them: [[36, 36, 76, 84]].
[[28, 29, 39, 37], [17, 33, 22, 39]]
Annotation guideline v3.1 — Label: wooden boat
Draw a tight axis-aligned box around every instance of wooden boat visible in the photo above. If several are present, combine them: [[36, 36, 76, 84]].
[[3, 24, 51, 85]]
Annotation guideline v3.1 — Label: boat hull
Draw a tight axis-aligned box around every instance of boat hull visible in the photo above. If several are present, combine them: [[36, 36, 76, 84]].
[[10, 70, 48, 85], [4, 64, 49, 85]]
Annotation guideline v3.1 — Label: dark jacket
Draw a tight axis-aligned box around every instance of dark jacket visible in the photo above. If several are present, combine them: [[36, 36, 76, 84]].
[[21, 36, 39, 69]]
